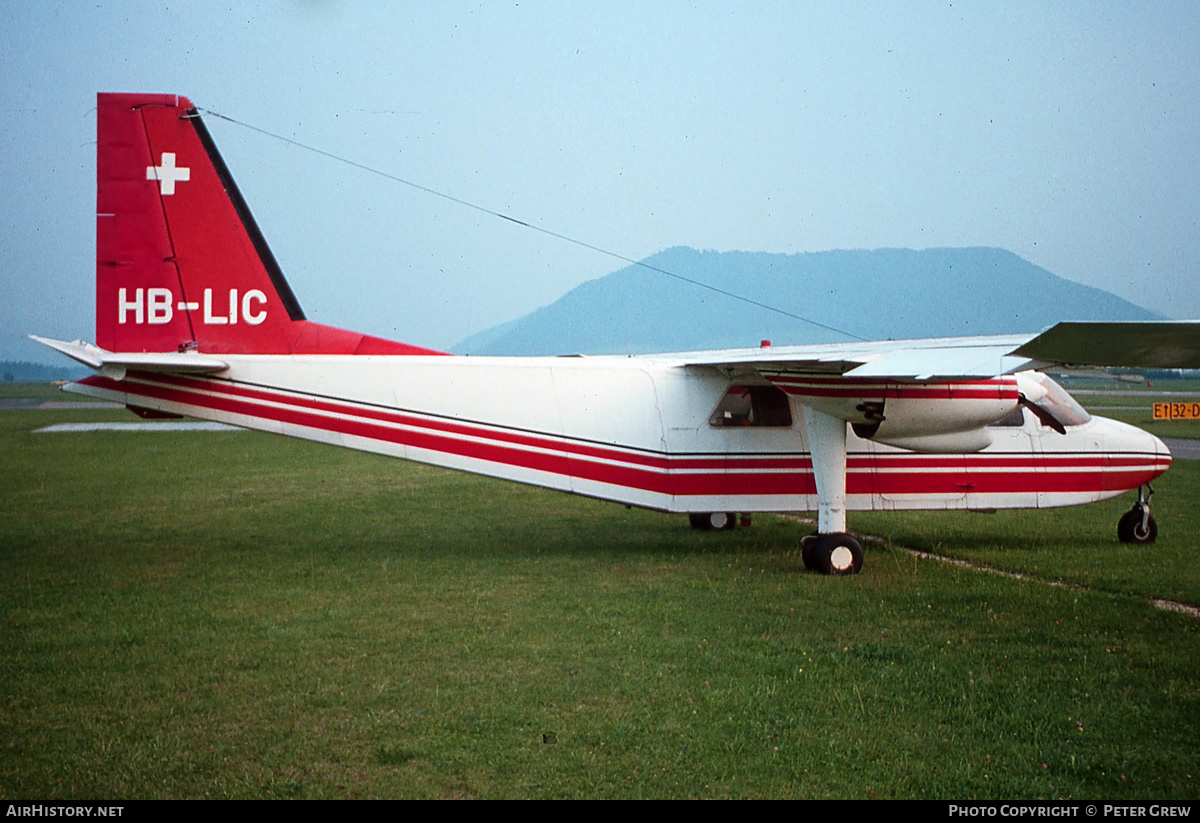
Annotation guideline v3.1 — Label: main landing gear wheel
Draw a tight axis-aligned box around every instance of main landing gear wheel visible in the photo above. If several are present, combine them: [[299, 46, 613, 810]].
[[689, 512, 737, 531], [805, 533, 864, 575], [1118, 485, 1158, 545], [800, 535, 819, 571]]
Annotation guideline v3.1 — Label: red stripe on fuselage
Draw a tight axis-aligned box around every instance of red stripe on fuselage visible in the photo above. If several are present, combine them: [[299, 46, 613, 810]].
[[112, 372, 811, 472], [79, 373, 1166, 498]]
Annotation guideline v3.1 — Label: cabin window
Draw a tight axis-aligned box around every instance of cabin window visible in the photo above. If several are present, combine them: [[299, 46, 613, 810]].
[[989, 407, 1026, 427], [709, 384, 793, 427]]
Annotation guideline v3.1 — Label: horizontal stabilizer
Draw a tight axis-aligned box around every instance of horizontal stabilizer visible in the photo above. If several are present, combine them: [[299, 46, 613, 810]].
[[29, 335, 228, 379]]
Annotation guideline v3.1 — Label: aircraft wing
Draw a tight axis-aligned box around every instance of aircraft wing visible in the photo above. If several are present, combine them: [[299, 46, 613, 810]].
[[676, 321, 1200, 379], [1011, 321, 1200, 369]]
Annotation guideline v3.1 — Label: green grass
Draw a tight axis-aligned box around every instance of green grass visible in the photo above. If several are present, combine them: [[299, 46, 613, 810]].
[[1059, 376, 1200, 394], [2, 401, 1198, 799], [1071, 383, 1200, 439], [854, 459, 1200, 605], [0, 382, 80, 400], [0, 383, 114, 403]]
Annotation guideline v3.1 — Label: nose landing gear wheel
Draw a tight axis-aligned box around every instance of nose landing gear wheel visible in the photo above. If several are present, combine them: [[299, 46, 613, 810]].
[[1118, 505, 1157, 544], [1118, 485, 1158, 545]]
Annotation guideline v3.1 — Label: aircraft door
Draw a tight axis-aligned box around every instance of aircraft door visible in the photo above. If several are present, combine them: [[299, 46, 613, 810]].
[[971, 406, 1040, 510]]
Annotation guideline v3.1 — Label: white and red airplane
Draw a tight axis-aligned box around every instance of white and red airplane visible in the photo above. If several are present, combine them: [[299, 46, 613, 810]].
[[34, 93, 1200, 574]]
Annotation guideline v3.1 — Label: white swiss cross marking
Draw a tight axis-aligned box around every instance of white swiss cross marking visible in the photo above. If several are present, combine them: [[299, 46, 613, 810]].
[[146, 152, 190, 195]]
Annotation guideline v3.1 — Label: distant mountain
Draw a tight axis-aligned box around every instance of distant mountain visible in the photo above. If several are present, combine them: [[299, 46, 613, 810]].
[[453, 247, 1163, 356]]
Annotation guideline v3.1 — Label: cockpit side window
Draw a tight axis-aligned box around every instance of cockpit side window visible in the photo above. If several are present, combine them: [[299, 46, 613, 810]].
[[709, 384, 793, 427]]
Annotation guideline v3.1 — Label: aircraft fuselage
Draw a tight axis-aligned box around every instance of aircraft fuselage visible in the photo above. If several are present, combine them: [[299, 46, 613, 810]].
[[69, 354, 1170, 517]]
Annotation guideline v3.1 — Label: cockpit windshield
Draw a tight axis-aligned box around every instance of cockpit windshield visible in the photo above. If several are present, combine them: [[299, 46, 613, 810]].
[[1026, 373, 1092, 428]]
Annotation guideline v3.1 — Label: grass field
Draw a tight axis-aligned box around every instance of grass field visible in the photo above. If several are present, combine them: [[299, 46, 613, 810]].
[[1, 387, 1197, 799]]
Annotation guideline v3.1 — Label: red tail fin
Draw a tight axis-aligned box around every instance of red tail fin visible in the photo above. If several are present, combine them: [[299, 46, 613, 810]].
[[96, 92, 442, 356]]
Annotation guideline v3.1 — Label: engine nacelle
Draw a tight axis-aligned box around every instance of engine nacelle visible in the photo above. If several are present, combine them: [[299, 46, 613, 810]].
[[767, 374, 1020, 453], [869, 428, 994, 453]]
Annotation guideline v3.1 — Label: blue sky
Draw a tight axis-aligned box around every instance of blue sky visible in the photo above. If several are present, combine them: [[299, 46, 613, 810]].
[[2, 2, 1198, 361]]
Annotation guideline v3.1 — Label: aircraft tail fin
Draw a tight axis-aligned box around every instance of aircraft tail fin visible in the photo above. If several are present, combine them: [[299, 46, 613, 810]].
[[96, 92, 441, 356]]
